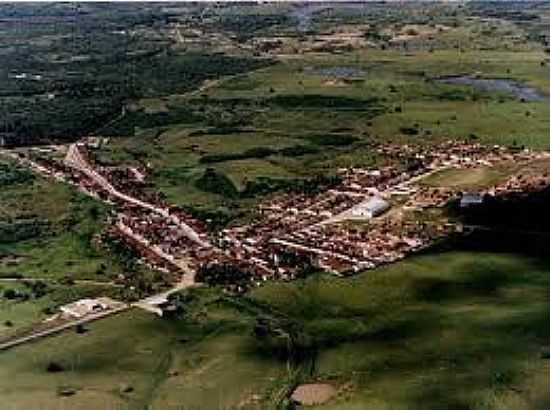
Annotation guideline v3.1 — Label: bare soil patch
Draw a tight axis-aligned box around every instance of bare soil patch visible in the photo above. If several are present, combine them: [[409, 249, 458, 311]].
[[291, 383, 337, 406]]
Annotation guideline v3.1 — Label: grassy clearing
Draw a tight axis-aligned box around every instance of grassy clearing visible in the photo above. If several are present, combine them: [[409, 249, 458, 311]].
[[0, 310, 176, 410], [0, 305, 286, 410], [420, 166, 508, 190], [250, 249, 550, 409], [5, 248, 550, 409], [0, 170, 124, 281]]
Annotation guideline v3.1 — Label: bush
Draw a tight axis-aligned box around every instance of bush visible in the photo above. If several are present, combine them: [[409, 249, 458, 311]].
[[195, 168, 239, 198], [279, 145, 320, 157], [307, 134, 359, 147], [268, 94, 382, 112], [3, 288, 28, 300], [253, 316, 315, 362], [196, 263, 252, 287], [199, 146, 276, 164], [0, 163, 35, 186], [46, 362, 65, 373], [399, 126, 419, 136], [0, 220, 47, 244]]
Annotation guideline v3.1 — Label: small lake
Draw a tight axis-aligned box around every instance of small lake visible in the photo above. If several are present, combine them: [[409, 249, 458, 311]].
[[436, 75, 548, 102], [305, 66, 365, 79]]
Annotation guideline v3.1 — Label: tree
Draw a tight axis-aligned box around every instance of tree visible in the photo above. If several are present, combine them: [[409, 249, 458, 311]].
[[46, 362, 65, 373]]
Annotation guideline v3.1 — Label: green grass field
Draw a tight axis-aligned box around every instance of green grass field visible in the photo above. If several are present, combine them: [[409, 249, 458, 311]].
[[4, 248, 550, 409], [420, 167, 508, 190], [0, 305, 286, 410], [0, 159, 151, 337], [250, 249, 550, 409], [0, 162, 124, 281]]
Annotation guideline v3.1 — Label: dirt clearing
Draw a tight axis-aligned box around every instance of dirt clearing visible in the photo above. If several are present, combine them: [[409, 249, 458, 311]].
[[291, 383, 337, 406]]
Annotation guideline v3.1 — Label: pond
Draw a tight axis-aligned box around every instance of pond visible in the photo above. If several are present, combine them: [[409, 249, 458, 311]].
[[436, 75, 548, 102]]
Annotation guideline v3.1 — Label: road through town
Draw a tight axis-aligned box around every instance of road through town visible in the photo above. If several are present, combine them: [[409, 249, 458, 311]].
[[64, 143, 210, 248]]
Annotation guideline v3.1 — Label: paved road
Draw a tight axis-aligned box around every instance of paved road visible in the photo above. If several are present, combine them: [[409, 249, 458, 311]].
[[115, 221, 193, 273], [0, 278, 122, 287], [270, 238, 367, 266], [0, 305, 130, 352], [65, 144, 210, 248]]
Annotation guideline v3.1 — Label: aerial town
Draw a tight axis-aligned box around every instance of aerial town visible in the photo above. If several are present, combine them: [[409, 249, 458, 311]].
[[8, 137, 550, 293], [5, 3, 550, 408]]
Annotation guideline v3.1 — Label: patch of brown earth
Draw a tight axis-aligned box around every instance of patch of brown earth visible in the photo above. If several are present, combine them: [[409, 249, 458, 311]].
[[291, 383, 337, 406]]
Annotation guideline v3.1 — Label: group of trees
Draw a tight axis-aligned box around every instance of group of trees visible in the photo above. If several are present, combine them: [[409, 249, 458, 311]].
[[199, 144, 321, 165], [0, 220, 47, 244], [2, 280, 50, 302], [196, 262, 252, 288], [195, 167, 342, 200], [0, 163, 34, 187]]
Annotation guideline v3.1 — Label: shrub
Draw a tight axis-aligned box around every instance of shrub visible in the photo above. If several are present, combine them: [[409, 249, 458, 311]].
[[307, 134, 359, 147], [279, 145, 320, 157], [399, 126, 419, 136], [199, 147, 276, 164], [195, 168, 239, 198], [46, 362, 65, 373], [196, 263, 252, 288]]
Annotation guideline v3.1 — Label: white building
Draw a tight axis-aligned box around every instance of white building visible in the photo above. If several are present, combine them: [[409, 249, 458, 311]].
[[59, 298, 110, 319], [351, 197, 390, 218]]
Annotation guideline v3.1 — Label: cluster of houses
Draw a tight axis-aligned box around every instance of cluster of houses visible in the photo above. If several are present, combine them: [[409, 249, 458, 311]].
[[212, 141, 550, 282], [10, 139, 550, 291]]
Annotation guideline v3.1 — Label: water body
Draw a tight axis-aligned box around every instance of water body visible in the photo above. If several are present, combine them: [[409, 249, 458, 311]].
[[436, 75, 548, 102], [305, 66, 365, 79]]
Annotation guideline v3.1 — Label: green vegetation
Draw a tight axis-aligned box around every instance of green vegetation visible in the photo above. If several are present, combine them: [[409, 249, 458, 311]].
[[0, 158, 160, 335], [0, 3, 273, 146], [4, 2, 550, 409], [0, 303, 286, 410], [0, 162, 121, 281], [420, 166, 509, 190], [6, 248, 550, 409]]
